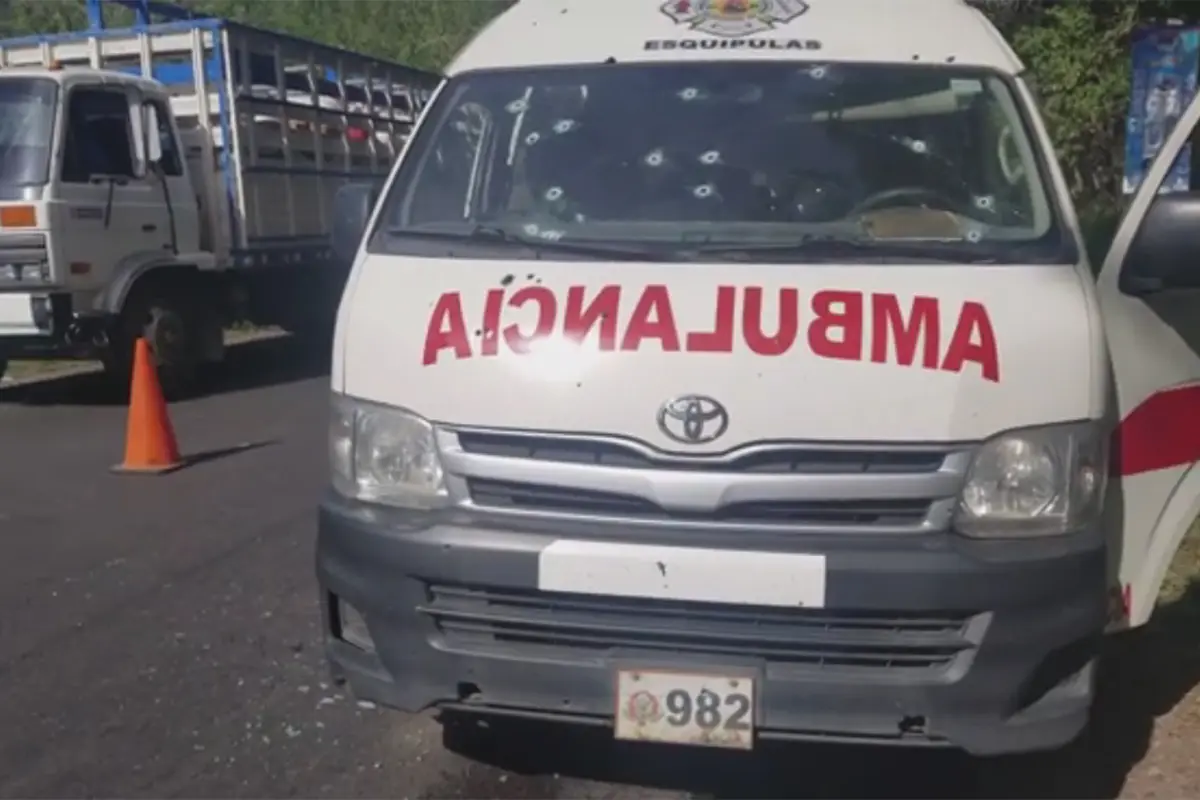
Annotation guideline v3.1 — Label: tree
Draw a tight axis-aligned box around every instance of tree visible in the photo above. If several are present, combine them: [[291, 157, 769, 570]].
[[0, 0, 511, 70]]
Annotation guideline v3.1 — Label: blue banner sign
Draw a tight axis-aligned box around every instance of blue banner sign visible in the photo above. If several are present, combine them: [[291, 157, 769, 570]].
[[1124, 24, 1200, 195]]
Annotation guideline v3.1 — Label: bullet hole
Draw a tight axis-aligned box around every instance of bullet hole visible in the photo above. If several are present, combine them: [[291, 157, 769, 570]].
[[575, 382, 582, 388], [527, 273, 535, 280], [501, 274, 514, 286], [656, 561, 667, 577], [604, 56, 617, 64], [536, 278, 543, 284], [473, 329, 481, 337], [946, 55, 956, 63]]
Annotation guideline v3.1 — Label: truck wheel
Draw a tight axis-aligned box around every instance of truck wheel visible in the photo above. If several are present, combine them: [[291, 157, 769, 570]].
[[106, 288, 202, 401]]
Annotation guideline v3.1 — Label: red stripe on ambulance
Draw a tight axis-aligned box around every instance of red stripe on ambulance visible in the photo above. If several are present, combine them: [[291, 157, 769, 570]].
[[421, 284, 1000, 382], [1114, 383, 1200, 477]]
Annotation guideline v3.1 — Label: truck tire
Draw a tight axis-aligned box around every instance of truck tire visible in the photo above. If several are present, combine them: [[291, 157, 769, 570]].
[[106, 286, 203, 401]]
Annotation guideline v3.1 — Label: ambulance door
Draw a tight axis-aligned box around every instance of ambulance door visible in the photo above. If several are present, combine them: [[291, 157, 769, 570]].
[[1096, 87, 1200, 627]]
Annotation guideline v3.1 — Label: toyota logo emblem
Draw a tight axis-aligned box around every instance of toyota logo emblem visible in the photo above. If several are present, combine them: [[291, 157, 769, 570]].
[[656, 395, 729, 445]]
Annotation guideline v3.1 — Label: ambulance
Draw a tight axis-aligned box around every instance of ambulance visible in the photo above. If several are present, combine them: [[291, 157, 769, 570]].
[[317, 0, 1200, 756]]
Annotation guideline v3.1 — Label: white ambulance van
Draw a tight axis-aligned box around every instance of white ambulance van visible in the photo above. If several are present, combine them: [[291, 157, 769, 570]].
[[318, 0, 1200, 756]]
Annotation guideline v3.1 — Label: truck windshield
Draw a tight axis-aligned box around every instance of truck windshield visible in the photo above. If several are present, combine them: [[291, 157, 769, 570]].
[[380, 62, 1070, 263], [0, 78, 57, 187]]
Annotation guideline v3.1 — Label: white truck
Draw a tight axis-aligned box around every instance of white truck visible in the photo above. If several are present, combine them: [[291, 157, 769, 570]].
[[0, 0, 439, 394], [320, 0, 1200, 762]]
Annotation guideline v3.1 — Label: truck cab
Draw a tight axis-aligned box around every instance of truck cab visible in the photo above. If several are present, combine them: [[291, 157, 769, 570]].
[[318, 0, 1200, 757], [0, 65, 207, 374], [0, 0, 439, 393]]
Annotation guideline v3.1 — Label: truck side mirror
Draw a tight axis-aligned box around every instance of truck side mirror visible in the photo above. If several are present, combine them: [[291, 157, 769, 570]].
[[1120, 192, 1200, 295], [143, 103, 163, 165], [331, 183, 378, 263]]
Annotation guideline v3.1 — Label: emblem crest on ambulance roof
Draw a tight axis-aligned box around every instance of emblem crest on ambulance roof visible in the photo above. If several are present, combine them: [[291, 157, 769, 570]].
[[659, 0, 810, 39]]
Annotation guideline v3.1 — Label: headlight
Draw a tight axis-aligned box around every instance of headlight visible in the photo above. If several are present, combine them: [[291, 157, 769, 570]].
[[955, 421, 1107, 538], [329, 394, 448, 509]]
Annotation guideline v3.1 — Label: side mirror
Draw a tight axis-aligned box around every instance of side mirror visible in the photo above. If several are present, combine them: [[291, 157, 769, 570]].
[[331, 183, 379, 263], [1120, 192, 1200, 295], [143, 103, 163, 165]]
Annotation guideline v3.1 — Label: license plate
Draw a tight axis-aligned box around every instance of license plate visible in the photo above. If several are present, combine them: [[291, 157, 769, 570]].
[[614, 669, 755, 750]]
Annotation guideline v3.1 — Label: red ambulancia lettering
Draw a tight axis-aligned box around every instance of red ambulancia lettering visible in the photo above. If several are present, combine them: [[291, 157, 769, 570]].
[[503, 286, 556, 353], [422, 292, 471, 366], [622, 285, 680, 352], [809, 289, 863, 361], [742, 287, 797, 356], [420, 285, 1001, 381], [564, 285, 620, 349], [689, 285, 737, 352], [871, 295, 940, 369]]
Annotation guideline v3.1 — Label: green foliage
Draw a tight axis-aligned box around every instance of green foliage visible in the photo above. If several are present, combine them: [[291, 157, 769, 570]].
[[1006, 3, 1138, 207], [979, 0, 1200, 219], [0, 0, 511, 71]]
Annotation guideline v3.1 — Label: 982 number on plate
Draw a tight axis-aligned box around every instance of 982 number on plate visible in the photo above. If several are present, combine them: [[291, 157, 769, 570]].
[[614, 669, 755, 750]]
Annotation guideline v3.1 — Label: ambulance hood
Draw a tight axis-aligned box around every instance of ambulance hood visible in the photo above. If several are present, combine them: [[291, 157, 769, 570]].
[[338, 258, 1095, 448]]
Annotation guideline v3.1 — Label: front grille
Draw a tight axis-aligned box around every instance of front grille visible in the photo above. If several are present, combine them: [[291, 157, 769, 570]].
[[456, 431, 946, 474], [421, 584, 977, 676], [467, 478, 932, 526]]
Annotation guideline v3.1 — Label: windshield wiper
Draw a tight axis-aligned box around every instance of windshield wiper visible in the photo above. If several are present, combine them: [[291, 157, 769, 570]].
[[693, 236, 1002, 264], [388, 224, 680, 261]]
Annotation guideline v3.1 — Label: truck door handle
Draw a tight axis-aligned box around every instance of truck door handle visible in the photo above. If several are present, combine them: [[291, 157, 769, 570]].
[[142, 224, 157, 232]]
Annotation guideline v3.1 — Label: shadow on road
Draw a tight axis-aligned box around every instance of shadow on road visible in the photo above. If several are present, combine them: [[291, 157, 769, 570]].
[[442, 577, 1200, 799], [0, 335, 330, 407]]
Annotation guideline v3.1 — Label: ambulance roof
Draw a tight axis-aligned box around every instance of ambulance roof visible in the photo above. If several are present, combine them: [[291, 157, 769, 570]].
[[447, 0, 1024, 77]]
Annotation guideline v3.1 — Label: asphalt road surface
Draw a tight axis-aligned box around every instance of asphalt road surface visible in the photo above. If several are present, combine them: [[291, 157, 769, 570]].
[[1, 338, 1196, 799]]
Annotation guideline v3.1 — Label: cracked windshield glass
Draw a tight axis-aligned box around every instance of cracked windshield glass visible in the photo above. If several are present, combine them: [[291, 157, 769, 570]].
[[382, 61, 1063, 260]]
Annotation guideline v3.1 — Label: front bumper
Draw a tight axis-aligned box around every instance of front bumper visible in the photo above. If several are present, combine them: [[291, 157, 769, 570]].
[[316, 495, 1106, 756]]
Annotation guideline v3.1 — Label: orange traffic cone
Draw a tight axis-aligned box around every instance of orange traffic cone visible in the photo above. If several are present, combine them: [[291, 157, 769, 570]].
[[111, 338, 185, 475]]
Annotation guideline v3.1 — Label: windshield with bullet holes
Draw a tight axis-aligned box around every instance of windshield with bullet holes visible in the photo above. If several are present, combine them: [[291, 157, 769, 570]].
[[375, 61, 1069, 261]]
